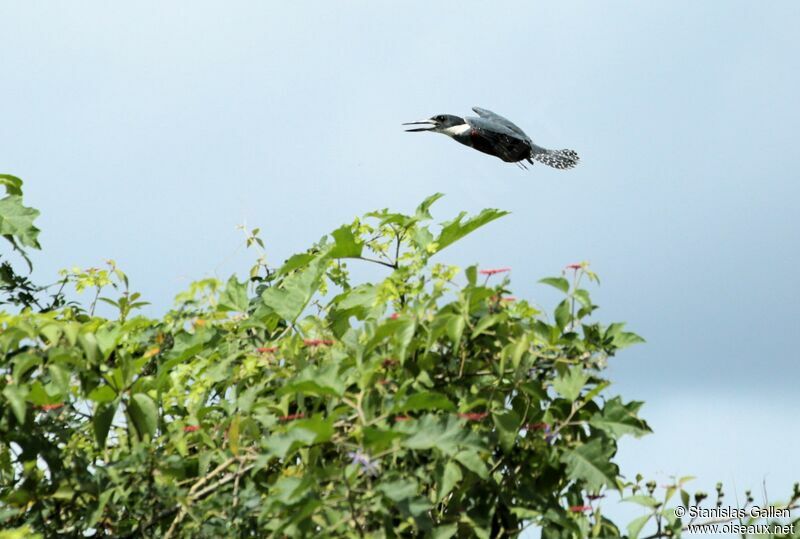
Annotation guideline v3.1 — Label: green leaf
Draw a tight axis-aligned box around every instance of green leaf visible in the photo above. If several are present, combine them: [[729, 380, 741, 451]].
[[95, 324, 121, 359], [502, 335, 529, 373], [280, 362, 345, 397], [431, 524, 458, 539], [613, 331, 646, 349], [2, 384, 28, 424], [554, 299, 571, 330], [561, 438, 619, 491], [392, 391, 455, 414], [415, 193, 444, 220], [265, 425, 319, 459], [573, 289, 592, 307], [552, 365, 588, 402], [292, 415, 334, 444], [623, 495, 660, 508], [465, 265, 477, 286], [261, 256, 327, 322], [48, 364, 70, 395], [403, 415, 480, 456], [93, 403, 117, 449], [434, 208, 509, 254], [0, 195, 41, 250], [88, 385, 117, 404], [329, 224, 364, 258], [271, 475, 310, 506], [0, 174, 23, 196], [453, 449, 488, 479], [228, 415, 240, 455], [492, 409, 521, 452], [472, 314, 499, 338], [539, 277, 570, 294], [128, 393, 158, 439], [218, 275, 249, 312], [627, 514, 652, 539], [276, 252, 315, 277], [378, 478, 418, 502], [437, 461, 463, 502], [589, 397, 652, 438]]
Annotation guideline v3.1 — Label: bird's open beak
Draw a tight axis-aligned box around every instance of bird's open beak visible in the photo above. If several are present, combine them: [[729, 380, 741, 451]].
[[403, 119, 438, 132]]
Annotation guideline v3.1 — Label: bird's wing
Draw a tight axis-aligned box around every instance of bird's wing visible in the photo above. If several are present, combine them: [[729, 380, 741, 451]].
[[465, 116, 533, 162], [471, 107, 530, 140]]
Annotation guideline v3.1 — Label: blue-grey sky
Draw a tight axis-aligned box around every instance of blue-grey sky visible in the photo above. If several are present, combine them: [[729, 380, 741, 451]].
[[2, 2, 798, 535]]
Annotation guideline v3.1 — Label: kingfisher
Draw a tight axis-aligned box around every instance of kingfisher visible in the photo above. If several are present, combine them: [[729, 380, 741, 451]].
[[403, 107, 579, 170]]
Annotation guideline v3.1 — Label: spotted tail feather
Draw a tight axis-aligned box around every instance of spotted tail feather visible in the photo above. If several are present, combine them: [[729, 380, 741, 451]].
[[532, 149, 580, 170]]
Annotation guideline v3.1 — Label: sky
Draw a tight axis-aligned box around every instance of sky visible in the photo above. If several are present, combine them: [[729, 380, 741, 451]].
[[1, 1, 798, 536]]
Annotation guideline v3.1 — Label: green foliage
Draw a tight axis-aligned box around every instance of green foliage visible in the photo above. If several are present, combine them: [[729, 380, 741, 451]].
[[0, 176, 64, 311], [1, 187, 797, 538]]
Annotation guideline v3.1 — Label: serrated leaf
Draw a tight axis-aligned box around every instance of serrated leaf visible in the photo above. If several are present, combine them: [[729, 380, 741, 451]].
[[280, 362, 345, 397], [218, 275, 249, 312], [262, 255, 327, 322], [329, 224, 364, 259], [561, 438, 619, 491], [589, 397, 651, 438], [0, 195, 41, 250], [415, 193, 444, 220], [0, 174, 23, 196], [552, 365, 588, 402], [403, 415, 480, 456]]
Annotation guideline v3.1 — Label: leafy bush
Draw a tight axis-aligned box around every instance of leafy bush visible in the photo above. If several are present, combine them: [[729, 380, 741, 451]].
[[0, 181, 797, 538]]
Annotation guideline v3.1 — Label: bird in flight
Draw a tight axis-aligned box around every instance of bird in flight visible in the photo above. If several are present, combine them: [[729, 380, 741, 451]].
[[403, 107, 579, 170]]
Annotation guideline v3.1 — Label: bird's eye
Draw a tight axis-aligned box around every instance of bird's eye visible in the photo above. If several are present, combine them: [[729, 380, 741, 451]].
[[435, 116, 444, 122]]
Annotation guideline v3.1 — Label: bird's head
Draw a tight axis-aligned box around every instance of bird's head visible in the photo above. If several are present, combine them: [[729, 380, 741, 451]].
[[403, 114, 464, 133]]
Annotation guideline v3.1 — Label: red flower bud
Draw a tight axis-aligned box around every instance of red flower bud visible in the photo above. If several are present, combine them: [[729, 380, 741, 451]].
[[524, 422, 550, 431], [183, 425, 200, 433], [303, 339, 334, 347], [279, 413, 305, 422], [257, 346, 277, 354], [458, 412, 489, 421], [394, 415, 412, 422], [569, 505, 592, 512], [479, 267, 511, 276], [38, 403, 64, 411]]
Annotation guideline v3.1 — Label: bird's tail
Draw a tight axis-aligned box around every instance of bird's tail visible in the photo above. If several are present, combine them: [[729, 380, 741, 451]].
[[532, 149, 580, 170]]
